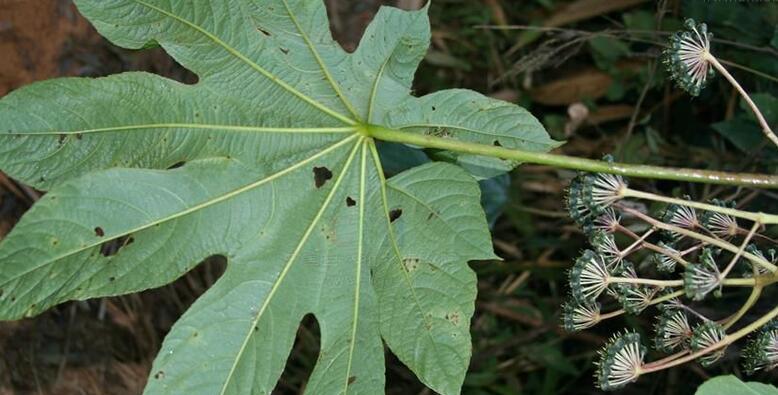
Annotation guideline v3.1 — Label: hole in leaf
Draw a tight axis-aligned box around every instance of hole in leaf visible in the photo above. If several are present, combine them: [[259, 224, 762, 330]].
[[99, 235, 135, 257], [389, 208, 402, 223], [431, 106, 436, 111], [278, 314, 321, 392], [167, 161, 186, 169], [493, 140, 502, 147], [313, 166, 333, 188], [94, 226, 105, 237], [257, 27, 272, 36], [57, 134, 66, 145], [154, 371, 164, 380], [346, 196, 356, 207]]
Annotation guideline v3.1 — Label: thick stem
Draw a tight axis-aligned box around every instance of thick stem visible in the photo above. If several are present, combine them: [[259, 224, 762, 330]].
[[642, 303, 778, 373], [706, 54, 778, 149], [365, 125, 778, 189], [723, 285, 762, 330], [622, 188, 778, 225]]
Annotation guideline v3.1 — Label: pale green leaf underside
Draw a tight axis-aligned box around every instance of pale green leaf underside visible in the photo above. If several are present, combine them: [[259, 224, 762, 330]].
[[0, 1, 552, 394], [695, 375, 778, 395]]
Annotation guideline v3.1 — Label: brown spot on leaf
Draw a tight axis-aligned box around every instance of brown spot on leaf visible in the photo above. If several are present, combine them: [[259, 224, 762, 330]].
[[279, 47, 289, 55], [493, 140, 502, 147], [346, 196, 356, 207], [389, 208, 402, 222], [348, 376, 356, 385], [313, 166, 333, 188], [94, 226, 104, 237], [403, 257, 420, 272], [154, 371, 164, 380]]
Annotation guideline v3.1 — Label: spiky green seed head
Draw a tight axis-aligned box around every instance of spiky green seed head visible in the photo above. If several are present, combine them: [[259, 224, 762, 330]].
[[661, 200, 698, 240], [582, 173, 627, 215], [690, 321, 727, 367], [653, 309, 692, 353], [595, 331, 645, 391], [742, 320, 778, 375], [651, 240, 681, 273], [663, 18, 715, 96], [684, 248, 721, 301], [742, 244, 774, 277], [569, 250, 611, 303], [699, 199, 738, 239], [590, 230, 622, 267], [561, 297, 601, 332]]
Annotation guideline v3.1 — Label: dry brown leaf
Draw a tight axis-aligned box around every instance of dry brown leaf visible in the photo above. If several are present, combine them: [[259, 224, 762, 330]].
[[544, 0, 650, 28], [530, 68, 612, 105], [587, 104, 635, 125]]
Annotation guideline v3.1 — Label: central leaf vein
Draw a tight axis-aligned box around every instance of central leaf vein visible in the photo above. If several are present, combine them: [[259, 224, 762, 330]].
[[218, 137, 364, 394], [0, 135, 358, 290], [132, 0, 356, 126]]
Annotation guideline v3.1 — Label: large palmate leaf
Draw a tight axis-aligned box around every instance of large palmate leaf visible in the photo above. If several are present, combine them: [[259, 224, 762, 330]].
[[0, 1, 557, 394]]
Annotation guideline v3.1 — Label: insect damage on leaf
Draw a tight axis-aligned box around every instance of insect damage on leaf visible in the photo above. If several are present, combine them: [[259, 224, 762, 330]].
[[0, 1, 556, 394], [312, 166, 333, 188]]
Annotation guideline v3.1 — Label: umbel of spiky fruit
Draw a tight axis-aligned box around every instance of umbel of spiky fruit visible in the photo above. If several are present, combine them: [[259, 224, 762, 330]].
[[742, 320, 778, 374], [699, 199, 738, 239], [596, 332, 646, 391], [684, 248, 721, 301], [663, 18, 715, 96], [654, 309, 692, 353], [690, 321, 727, 367], [613, 262, 657, 315], [569, 250, 612, 303], [650, 241, 681, 273], [561, 298, 601, 332]]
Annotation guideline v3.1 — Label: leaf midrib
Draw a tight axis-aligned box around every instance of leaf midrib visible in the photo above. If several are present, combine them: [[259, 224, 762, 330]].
[[5, 124, 356, 136], [132, 0, 356, 126], [0, 136, 358, 290], [217, 138, 364, 395], [279, 0, 360, 121], [396, 123, 554, 147]]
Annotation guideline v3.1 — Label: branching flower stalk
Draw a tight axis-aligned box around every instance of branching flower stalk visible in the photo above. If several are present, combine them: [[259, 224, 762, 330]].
[[562, 171, 778, 390], [664, 19, 778, 148]]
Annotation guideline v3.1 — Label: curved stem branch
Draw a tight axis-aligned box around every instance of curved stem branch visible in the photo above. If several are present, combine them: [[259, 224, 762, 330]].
[[642, 303, 778, 373], [706, 54, 778, 149], [365, 125, 778, 189], [617, 205, 778, 273], [622, 188, 778, 224]]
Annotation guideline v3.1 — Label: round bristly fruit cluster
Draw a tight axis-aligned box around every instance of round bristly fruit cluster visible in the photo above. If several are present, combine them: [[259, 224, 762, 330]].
[[663, 18, 715, 96], [561, 171, 778, 391]]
